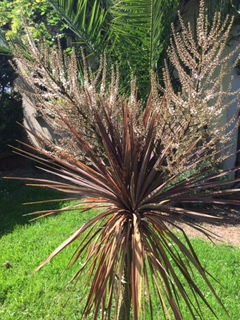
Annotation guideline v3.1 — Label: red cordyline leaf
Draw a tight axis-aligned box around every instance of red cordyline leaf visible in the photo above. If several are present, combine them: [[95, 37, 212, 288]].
[[6, 100, 239, 320]]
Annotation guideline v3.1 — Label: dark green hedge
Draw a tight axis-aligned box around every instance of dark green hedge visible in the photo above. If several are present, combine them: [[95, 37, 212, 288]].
[[0, 55, 23, 154]]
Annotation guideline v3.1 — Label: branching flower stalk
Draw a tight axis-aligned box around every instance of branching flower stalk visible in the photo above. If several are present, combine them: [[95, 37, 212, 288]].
[[160, 0, 240, 172], [7, 1, 240, 319]]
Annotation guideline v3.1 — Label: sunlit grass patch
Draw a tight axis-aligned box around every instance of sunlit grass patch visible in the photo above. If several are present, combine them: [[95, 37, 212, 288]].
[[1, 205, 240, 320], [0, 197, 98, 320]]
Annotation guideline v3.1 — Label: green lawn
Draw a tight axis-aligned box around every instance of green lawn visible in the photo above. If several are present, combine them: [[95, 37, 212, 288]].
[[0, 179, 240, 319]]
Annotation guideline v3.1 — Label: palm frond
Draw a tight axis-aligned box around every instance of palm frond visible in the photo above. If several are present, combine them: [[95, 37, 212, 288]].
[[46, 0, 108, 57], [111, 0, 178, 69], [110, 0, 179, 96], [0, 30, 13, 56]]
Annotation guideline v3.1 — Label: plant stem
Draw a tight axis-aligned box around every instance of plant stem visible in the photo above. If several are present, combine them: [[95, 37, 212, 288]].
[[118, 256, 131, 320]]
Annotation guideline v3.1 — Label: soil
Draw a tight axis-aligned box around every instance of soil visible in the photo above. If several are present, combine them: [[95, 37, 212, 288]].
[[1, 163, 240, 248], [173, 222, 240, 247]]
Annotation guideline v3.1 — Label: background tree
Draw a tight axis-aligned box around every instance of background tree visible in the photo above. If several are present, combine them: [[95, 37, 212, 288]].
[[0, 53, 22, 155], [0, 0, 72, 157], [42, 0, 180, 98], [1, 0, 240, 96], [0, 0, 181, 157], [0, 0, 65, 44], [0, 0, 181, 98]]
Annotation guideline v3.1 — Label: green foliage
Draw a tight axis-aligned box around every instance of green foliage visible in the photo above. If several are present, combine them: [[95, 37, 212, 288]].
[[0, 0, 181, 98], [47, 0, 108, 56], [49, 0, 179, 97], [0, 55, 23, 153], [0, 0, 65, 45], [109, 0, 179, 94], [1, 0, 240, 99]]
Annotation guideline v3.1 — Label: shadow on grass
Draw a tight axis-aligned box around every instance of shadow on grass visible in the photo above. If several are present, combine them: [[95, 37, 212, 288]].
[[0, 178, 64, 237]]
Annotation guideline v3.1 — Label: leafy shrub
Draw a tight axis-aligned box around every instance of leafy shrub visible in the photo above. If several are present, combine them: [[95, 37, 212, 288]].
[[0, 55, 23, 154]]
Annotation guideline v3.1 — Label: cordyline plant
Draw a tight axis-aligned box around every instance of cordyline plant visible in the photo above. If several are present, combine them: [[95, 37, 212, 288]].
[[6, 2, 240, 319]]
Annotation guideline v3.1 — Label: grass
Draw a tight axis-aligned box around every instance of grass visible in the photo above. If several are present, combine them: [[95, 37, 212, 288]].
[[0, 177, 97, 319], [0, 178, 240, 319]]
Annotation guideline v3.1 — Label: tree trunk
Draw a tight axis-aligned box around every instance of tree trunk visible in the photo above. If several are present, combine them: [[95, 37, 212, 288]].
[[118, 256, 131, 320]]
